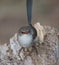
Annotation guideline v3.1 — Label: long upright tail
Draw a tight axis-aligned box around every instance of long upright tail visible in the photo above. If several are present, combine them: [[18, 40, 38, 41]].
[[26, 0, 33, 25]]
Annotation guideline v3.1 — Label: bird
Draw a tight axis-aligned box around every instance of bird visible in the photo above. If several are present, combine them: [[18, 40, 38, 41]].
[[17, 24, 37, 48], [17, 0, 38, 48]]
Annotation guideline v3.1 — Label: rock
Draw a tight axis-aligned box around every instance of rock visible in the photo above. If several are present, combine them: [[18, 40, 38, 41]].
[[0, 22, 59, 65]]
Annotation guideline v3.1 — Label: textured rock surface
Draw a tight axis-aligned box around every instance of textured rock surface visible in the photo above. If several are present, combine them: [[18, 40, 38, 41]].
[[0, 22, 59, 65]]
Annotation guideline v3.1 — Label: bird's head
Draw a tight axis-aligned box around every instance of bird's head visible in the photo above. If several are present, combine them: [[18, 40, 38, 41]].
[[18, 26, 31, 35]]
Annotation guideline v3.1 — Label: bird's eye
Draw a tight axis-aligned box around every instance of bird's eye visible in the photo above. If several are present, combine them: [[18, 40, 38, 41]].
[[21, 32, 25, 34], [21, 32, 29, 34]]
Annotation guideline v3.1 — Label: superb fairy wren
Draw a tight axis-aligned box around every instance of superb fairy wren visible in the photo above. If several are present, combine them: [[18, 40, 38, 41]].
[[17, 24, 37, 48], [17, 0, 38, 48]]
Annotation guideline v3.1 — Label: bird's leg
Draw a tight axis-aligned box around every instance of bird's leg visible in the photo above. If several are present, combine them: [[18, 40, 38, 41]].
[[18, 47, 24, 60], [32, 45, 38, 55], [19, 47, 24, 53]]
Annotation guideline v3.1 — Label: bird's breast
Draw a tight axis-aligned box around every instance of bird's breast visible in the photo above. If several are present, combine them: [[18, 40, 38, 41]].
[[18, 34, 33, 48]]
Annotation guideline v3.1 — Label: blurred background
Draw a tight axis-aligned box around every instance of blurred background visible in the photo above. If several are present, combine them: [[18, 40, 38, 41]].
[[0, 0, 59, 44]]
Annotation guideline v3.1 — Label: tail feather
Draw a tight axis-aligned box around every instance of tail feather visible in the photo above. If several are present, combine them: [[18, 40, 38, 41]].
[[26, 0, 32, 25]]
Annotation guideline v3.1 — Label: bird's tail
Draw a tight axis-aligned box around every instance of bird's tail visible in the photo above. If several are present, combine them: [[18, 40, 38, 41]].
[[26, 0, 33, 25]]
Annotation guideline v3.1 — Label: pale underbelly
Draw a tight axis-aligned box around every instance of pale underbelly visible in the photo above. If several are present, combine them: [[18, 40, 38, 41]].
[[18, 34, 33, 48]]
